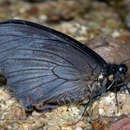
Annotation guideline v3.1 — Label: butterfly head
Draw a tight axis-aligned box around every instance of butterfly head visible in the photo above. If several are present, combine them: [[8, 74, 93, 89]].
[[111, 64, 128, 75], [104, 63, 128, 91]]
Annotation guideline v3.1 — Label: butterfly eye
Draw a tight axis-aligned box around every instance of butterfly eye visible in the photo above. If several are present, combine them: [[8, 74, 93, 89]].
[[119, 64, 128, 74]]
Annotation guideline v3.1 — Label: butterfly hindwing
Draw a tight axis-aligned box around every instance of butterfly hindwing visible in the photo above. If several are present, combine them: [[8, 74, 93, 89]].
[[0, 19, 107, 107]]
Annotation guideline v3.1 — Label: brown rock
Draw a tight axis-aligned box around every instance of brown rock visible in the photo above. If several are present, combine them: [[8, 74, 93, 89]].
[[91, 116, 130, 130], [87, 35, 130, 76], [61, 126, 73, 130], [75, 121, 86, 128], [91, 117, 112, 130], [47, 126, 60, 130], [26, 6, 38, 15], [117, 34, 130, 43], [110, 117, 130, 130]]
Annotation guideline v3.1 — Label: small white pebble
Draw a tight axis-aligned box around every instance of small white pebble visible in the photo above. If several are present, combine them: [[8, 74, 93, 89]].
[[112, 31, 120, 38], [13, 17, 21, 19], [105, 96, 113, 103], [75, 126, 83, 130], [99, 108, 104, 115], [40, 15, 47, 21], [81, 26, 87, 31]]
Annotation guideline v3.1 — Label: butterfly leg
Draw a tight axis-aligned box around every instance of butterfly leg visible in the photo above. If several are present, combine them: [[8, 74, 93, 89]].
[[35, 104, 57, 111], [119, 81, 130, 94]]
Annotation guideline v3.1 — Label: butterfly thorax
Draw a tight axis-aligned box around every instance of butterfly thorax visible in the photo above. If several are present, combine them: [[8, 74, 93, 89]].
[[88, 63, 128, 101]]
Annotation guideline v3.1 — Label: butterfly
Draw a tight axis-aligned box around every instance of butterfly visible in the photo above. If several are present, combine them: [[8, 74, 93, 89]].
[[0, 19, 128, 112]]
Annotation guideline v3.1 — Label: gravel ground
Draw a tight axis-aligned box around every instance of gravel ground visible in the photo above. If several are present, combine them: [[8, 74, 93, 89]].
[[0, 0, 130, 129]]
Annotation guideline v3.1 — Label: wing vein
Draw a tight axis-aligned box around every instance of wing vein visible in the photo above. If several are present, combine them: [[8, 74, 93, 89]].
[[16, 78, 59, 97], [7, 67, 51, 75], [11, 74, 52, 84]]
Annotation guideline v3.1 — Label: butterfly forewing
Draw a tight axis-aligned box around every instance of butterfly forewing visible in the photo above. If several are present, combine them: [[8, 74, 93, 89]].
[[0, 19, 107, 107]]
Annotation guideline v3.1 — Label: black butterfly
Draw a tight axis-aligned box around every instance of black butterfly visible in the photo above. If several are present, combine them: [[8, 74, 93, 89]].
[[0, 19, 128, 112]]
